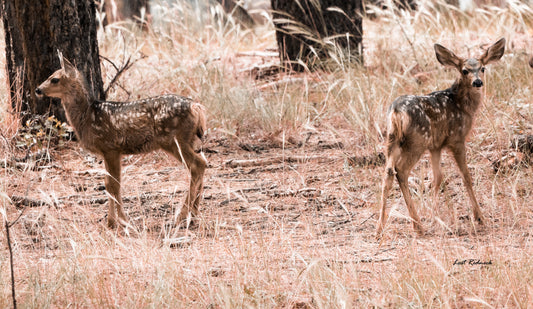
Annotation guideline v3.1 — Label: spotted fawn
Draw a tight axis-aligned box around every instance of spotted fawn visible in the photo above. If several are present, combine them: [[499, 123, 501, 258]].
[[36, 54, 207, 229], [377, 38, 505, 235]]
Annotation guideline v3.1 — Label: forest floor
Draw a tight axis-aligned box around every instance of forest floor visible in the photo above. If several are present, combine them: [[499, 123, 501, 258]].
[[4, 121, 532, 307]]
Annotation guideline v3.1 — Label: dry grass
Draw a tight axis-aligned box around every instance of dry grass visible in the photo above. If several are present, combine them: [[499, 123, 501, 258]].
[[2, 0, 533, 307]]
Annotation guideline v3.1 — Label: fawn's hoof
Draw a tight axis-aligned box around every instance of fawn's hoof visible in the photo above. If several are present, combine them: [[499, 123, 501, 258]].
[[107, 216, 132, 229], [168, 221, 197, 231], [375, 225, 384, 238], [172, 211, 198, 229], [107, 218, 117, 229], [413, 222, 424, 236]]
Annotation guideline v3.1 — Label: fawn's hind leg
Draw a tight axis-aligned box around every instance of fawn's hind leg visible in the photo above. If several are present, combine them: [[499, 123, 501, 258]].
[[376, 153, 396, 233], [163, 139, 207, 225], [103, 152, 128, 228], [377, 162, 396, 236], [377, 144, 401, 236], [377, 142, 425, 236], [396, 169, 423, 234], [395, 148, 424, 234]]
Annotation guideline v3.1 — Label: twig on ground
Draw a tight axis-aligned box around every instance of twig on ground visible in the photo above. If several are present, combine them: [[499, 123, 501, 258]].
[[236, 51, 279, 58], [256, 77, 307, 90], [4, 219, 17, 309], [266, 187, 320, 198], [224, 155, 337, 168], [359, 213, 375, 227], [2, 197, 23, 309]]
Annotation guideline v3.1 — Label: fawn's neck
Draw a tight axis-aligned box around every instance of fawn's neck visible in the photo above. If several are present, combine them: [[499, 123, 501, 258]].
[[60, 77, 94, 141], [449, 78, 483, 117]]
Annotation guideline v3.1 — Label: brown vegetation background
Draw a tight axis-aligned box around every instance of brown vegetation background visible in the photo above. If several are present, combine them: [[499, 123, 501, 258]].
[[1, 1, 533, 307]]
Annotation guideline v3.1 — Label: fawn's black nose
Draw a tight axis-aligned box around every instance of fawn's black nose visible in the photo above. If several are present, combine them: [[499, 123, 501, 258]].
[[472, 79, 483, 88], [35, 88, 42, 95]]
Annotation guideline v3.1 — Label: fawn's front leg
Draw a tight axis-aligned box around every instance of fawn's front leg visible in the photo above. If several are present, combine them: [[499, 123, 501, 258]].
[[429, 150, 443, 204], [176, 148, 206, 225], [162, 141, 207, 226], [450, 146, 484, 225], [103, 152, 128, 228]]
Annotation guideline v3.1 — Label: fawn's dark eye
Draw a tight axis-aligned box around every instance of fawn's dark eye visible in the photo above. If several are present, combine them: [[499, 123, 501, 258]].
[[51, 78, 60, 84], [481, 67, 485, 73], [462, 69, 469, 75]]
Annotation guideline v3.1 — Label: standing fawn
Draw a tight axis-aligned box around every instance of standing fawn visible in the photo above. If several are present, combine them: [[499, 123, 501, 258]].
[[36, 54, 207, 229], [377, 38, 505, 235]]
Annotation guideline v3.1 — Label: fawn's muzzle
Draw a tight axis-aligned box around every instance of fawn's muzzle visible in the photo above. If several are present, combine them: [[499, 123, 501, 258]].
[[35, 88, 43, 96], [472, 79, 483, 87]]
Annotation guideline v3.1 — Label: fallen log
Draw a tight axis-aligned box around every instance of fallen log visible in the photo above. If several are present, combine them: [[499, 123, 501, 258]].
[[10, 195, 50, 209]]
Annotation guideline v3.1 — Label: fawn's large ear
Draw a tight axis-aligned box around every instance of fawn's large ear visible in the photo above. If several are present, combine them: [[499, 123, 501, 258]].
[[60, 54, 77, 77], [434, 44, 462, 69], [480, 38, 505, 65], [57, 50, 65, 70]]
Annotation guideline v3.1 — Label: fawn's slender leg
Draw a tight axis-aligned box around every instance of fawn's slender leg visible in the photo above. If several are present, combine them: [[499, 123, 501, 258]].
[[450, 145, 484, 224], [377, 156, 396, 236], [429, 150, 443, 202], [183, 148, 206, 221], [163, 141, 207, 224], [103, 152, 127, 228], [396, 169, 423, 234], [395, 148, 425, 234]]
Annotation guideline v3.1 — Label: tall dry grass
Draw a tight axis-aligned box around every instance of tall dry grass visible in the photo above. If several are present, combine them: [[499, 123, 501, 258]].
[[1, 0, 533, 307]]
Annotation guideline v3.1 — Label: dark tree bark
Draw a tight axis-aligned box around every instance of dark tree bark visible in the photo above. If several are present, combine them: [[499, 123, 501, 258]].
[[271, 0, 363, 71], [363, 0, 416, 19], [103, 0, 150, 25], [122, 0, 149, 21], [365, 0, 416, 12], [2, 0, 104, 123], [215, 0, 255, 28]]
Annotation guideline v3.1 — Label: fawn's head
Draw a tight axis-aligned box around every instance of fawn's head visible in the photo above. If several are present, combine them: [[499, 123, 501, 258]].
[[434, 38, 505, 88], [35, 53, 79, 99]]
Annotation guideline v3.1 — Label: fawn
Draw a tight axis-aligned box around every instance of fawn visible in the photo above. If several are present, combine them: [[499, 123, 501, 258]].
[[36, 54, 207, 229], [376, 38, 505, 235]]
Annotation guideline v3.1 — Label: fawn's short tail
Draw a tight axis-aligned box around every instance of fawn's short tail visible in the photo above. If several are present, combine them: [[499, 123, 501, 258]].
[[191, 103, 207, 139], [384, 110, 410, 173], [386, 110, 410, 147]]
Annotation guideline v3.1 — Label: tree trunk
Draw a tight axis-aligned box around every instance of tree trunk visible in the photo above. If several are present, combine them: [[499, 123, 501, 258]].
[[365, 0, 416, 11], [2, 0, 104, 123], [104, 0, 150, 25], [215, 0, 255, 28], [271, 0, 363, 71]]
